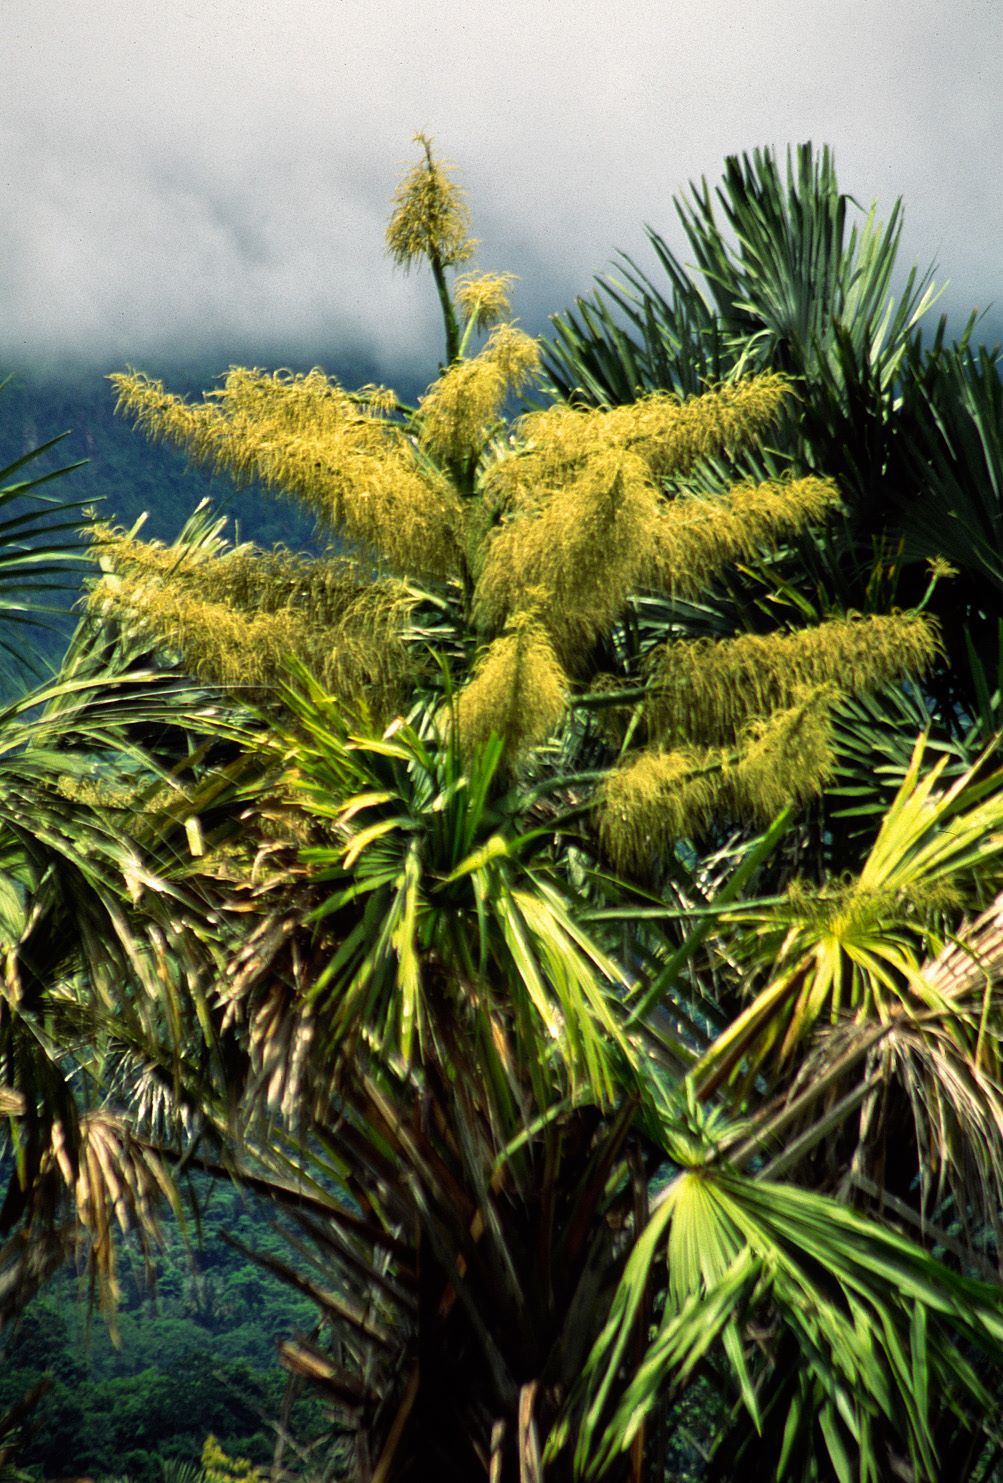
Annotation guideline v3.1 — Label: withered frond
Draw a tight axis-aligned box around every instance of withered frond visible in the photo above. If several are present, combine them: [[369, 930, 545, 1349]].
[[109, 368, 466, 581], [31, 1111, 178, 1319], [456, 611, 568, 761], [473, 450, 662, 657], [386, 132, 476, 271], [645, 475, 841, 596], [646, 613, 940, 746], [419, 324, 540, 469]]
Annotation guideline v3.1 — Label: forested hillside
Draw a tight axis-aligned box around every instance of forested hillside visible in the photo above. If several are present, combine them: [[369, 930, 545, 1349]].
[[0, 1184, 327, 1480]]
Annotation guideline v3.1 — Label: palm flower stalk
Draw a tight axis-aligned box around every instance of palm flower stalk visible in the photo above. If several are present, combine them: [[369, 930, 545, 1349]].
[[96, 143, 939, 868]]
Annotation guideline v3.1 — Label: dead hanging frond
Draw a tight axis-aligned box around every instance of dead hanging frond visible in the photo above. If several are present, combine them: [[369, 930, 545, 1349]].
[[644, 475, 842, 596], [456, 611, 568, 761], [597, 689, 836, 871], [473, 450, 661, 657], [512, 374, 792, 484], [419, 325, 540, 469], [646, 613, 940, 746], [109, 368, 466, 581], [10, 1111, 178, 1322], [386, 132, 476, 271]]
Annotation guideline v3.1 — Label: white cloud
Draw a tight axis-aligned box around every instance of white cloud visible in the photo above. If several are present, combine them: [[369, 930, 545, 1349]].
[[2, 0, 999, 377]]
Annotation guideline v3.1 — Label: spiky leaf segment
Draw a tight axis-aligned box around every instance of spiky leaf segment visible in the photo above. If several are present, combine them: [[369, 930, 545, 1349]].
[[109, 369, 466, 581]]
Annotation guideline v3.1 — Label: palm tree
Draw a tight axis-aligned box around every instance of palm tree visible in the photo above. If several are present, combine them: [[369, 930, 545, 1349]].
[[0, 496, 245, 1326], [8, 140, 1003, 1482], [36, 668, 1001, 1481], [109, 693, 1003, 1481]]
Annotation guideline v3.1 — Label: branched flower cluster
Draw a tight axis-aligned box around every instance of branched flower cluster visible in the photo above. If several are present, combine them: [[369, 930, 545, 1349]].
[[97, 137, 940, 864]]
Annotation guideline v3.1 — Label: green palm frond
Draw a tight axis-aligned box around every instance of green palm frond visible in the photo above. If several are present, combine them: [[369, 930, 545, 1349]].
[[546, 144, 939, 412], [0, 419, 91, 681], [693, 740, 1003, 1092], [566, 1154, 1003, 1481], [250, 669, 635, 1100]]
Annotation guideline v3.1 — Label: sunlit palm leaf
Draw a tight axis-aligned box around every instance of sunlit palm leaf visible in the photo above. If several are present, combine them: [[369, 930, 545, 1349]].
[[251, 669, 636, 1099], [567, 1160, 1003, 1481], [693, 740, 1003, 1093], [0, 416, 91, 679]]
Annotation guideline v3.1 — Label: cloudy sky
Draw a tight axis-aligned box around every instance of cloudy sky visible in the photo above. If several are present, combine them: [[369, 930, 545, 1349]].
[[3, 0, 1000, 382]]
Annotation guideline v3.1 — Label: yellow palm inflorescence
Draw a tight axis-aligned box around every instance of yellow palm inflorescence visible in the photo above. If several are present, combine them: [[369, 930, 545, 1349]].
[[454, 271, 517, 331], [457, 610, 568, 759], [109, 368, 466, 581], [598, 688, 837, 871], [90, 529, 414, 706], [645, 613, 939, 747], [419, 325, 541, 470], [512, 374, 791, 481], [386, 132, 476, 272], [645, 475, 841, 597], [99, 137, 943, 862]]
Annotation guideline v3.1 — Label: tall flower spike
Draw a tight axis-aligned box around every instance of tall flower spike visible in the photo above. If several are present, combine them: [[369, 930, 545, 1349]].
[[386, 133, 476, 272]]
